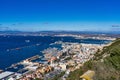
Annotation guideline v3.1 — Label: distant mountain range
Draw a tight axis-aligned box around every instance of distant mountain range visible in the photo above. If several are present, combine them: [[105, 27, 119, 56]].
[[0, 30, 120, 34], [0, 30, 120, 38]]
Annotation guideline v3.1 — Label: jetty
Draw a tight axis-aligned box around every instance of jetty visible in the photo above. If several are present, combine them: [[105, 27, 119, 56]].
[[26, 55, 41, 62]]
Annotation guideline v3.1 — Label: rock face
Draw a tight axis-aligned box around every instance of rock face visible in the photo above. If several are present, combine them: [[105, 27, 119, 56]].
[[80, 70, 95, 80]]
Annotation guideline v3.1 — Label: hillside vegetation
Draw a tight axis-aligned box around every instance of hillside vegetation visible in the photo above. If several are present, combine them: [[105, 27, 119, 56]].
[[67, 39, 120, 80]]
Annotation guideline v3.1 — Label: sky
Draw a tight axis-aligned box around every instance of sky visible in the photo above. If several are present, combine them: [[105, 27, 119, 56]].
[[0, 0, 120, 31]]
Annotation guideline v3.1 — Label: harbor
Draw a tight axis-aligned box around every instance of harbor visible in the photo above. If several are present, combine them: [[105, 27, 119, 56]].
[[0, 36, 113, 79], [5, 55, 41, 74], [18, 41, 108, 80], [0, 0, 120, 79]]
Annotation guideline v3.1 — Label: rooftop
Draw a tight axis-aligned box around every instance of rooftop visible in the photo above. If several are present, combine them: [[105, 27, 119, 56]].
[[0, 71, 14, 79]]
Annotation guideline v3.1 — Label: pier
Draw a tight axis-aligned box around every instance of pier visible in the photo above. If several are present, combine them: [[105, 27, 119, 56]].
[[26, 55, 41, 62]]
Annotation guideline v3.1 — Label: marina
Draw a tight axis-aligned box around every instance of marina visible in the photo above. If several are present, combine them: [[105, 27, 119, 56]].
[[0, 36, 111, 71], [0, 0, 120, 79], [0, 35, 115, 80], [5, 55, 42, 74]]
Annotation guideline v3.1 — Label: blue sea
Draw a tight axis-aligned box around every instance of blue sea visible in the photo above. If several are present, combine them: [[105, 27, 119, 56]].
[[0, 36, 111, 70]]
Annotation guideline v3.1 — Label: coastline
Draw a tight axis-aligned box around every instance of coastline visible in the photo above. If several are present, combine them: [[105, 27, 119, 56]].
[[0, 36, 114, 80]]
